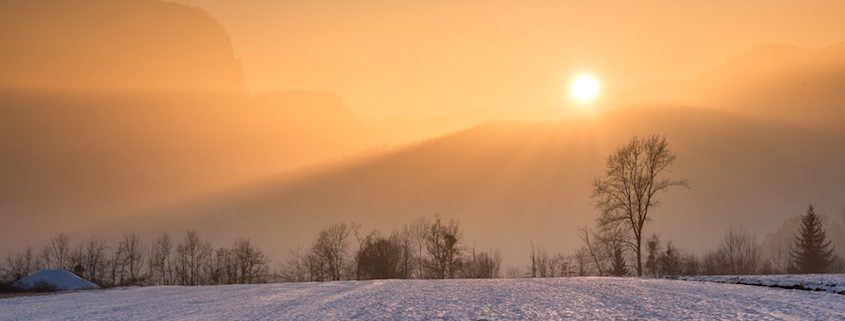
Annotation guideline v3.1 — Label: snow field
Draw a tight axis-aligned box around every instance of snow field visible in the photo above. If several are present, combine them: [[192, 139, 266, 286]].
[[1, 277, 843, 320]]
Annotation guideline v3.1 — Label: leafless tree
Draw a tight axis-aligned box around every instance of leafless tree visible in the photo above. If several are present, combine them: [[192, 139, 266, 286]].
[[210, 247, 236, 284], [406, 217, 432, 279], [311, 223, 351, 281], [3, 247, 38, 281], [70, 244, 85, 275], [528, 243, 569, 278], [505, 267, 523, 278], [108, 242, 123, 286], [393, 228, 416, 279], [175, 230, 213, 285], [82, 237, 108, 285], [279, 247, 311, 282], [533, 247, 554, 277], [721, 228, 761, 275], [768, 237, 792, 274], [462, 244, 501, 279], [579, 227, 606, 276], [42, 233, 72, 270], [572, 247, 591, 276], [148, 232, 173, 285], [232, 238, 270, 283], [118, 231, 144, 284], [703, 228, 761, 275], [424, 216, 462, 279], [681, 253, 700, 275], [591, 135, 687, 276]]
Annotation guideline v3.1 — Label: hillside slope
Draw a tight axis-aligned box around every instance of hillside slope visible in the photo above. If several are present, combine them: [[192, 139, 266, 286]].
[[136, 104, 845, 266], [0, 0, 244, 91], [617, 42, 845, 131]]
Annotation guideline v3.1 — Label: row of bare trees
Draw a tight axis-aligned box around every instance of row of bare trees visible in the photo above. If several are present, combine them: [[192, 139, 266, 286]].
[[280, 216, 501, 281], [1, 231, 270, 287]]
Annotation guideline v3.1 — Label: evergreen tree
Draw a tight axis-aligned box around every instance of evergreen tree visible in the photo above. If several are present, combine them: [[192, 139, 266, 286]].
[[645, 234, 661, 276], [610, 247, 628, 276], [791, 205, 835, 273]]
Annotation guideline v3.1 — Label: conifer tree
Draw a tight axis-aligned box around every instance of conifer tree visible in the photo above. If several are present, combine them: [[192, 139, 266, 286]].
[[791, 205, 835, 273], [610, 247, 628, 276]]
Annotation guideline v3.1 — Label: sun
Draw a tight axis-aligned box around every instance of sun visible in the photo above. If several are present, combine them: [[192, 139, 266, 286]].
[[569, 74, 601, 104]]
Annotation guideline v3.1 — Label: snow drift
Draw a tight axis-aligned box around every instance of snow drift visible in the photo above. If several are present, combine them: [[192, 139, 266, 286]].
[[13, 269, 99, 291]]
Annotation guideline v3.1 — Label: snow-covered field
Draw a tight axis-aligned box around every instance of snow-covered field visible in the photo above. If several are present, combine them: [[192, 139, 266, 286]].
[[679, 274, 845, 294], [2, 277, 843, 320]]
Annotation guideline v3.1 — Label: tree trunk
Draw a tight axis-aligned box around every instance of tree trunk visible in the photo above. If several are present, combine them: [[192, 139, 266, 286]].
[[636, 236, 643, 276]]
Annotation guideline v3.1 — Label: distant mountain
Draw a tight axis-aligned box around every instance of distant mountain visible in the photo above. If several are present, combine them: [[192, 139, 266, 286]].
[[0, 0, 244, 91], [0, 90, 378, 252], [616, 42, 845, 131], [132, 104, 845, 267], [0, 0, 386, 254]]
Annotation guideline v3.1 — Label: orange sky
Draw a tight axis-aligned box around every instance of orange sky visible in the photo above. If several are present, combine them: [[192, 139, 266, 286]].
[[2, 0, 845, 266], [175, 0, 845, 118]]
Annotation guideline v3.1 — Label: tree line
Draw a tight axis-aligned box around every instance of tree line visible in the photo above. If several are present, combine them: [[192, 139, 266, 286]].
[[279, 216, 501, 281], [1, 230, 270, 288], [2, 134, 842, 288], [1, 215, 503, 288]]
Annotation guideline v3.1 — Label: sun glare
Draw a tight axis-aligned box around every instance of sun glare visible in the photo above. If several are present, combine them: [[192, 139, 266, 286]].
[[569, 74, 601, 104]]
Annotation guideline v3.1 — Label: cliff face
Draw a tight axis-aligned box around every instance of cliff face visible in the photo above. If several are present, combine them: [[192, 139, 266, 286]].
[[0, 0, 244, 91]]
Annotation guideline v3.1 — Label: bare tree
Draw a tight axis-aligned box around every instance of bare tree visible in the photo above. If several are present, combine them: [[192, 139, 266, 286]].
[[393, 227, 416, 279], [118, 231, 144, 284], [148, 232, 173, 285], [232, 238, 270, 283], [210, 247, 236, 284], [768, 237, 791, 274], [578, 227, 606, 276], [705, 228, 761, 275], [82, 237, 108, 285], [681, 253, 700, 276], [591, 135, 687, 276], [462, 243, 501, 279], [175, 230, 213, 285], [407, 217, 431, 279], [108, 241, 124, 286], [70, 244, 85, 275], [311, 223, 351, 281], [572, 247, 591, 276], [42, 233, 72, 270], [279, 247, 311, 282], [424, 216, 462, 279], [3, 247, 38, 281], [529, 240, 537, 278]]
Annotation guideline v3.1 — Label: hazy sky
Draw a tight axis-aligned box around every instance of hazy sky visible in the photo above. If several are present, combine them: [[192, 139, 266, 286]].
[[174, 0, 845, 118], [3, 0, 845, 267]]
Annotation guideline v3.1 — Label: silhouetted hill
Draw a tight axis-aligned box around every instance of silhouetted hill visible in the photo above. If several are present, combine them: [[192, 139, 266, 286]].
[[0, 0, 244, 91], [132, 104, 845, 267], [617, 42, 845, 131], [0, 90, 378, 252]]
